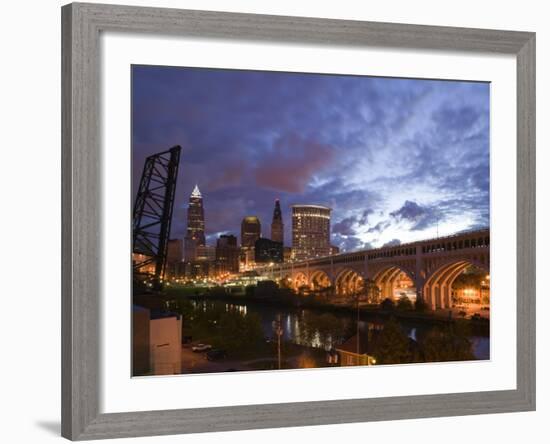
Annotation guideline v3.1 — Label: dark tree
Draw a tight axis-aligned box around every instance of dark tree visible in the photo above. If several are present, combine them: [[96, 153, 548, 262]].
[[245, 285, 256, 298], [396, 295, 414, 311], [372, 318, 412, 364], [255, 280, 279, 298], [380, 298, 395, 311], [421, 320, 475, 362], [217, 311, 264, 353], [414, 298, 429, 312]]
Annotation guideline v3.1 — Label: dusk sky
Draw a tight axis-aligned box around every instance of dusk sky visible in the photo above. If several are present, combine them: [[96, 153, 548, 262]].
[[132, 65, 489, 252]]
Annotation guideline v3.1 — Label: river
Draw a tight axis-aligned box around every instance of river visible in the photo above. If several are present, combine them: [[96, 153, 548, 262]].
[[189, 298, 490, 360]]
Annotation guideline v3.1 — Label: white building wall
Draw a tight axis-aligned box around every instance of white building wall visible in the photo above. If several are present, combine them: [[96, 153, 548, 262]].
[[149, 316, 182, 375]]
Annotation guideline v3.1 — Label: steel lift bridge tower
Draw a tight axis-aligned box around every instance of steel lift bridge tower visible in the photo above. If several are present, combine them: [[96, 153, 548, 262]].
[[132, 145, 181, 289]]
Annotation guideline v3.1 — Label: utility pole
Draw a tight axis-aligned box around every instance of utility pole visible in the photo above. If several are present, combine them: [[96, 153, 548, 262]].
[[278, 317, 282, 370], [356, 292, 360, 358], [273, 314, 283, 370]]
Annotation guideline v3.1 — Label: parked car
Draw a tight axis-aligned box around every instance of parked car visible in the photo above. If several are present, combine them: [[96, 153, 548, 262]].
[[192, 343, 212, 352], [206, 349, 227, 361]]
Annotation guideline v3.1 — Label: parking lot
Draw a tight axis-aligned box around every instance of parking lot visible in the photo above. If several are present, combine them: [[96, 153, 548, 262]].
[[180, 345, 249, 374]]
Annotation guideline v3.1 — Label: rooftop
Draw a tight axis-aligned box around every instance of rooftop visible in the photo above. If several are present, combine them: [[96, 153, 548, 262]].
[[291, 204, 331, 211], [150, 309, 181, 321], [335, 334, 373, 355]]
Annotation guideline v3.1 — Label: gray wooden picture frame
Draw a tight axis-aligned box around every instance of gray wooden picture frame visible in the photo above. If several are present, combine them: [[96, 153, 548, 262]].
[[61, 2, 536, 440]]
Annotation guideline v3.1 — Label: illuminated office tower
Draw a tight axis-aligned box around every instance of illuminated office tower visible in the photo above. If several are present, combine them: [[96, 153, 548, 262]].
[[184, 184, 205, 261], [292, 205, 331, 261], [185, 184, 205, 245]]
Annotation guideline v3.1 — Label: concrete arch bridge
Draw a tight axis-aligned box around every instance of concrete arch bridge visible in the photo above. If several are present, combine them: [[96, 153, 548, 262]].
[[257, 229, 489, 311]]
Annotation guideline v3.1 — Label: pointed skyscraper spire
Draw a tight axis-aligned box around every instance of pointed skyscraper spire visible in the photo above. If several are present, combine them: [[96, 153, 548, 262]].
[[191, 184, 202, 198], [185, 184, 205, 248], [271, 199, 284, 244]]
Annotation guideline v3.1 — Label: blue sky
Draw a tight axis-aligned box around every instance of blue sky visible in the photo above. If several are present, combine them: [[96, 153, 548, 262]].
[[132, 65, 489, 252]]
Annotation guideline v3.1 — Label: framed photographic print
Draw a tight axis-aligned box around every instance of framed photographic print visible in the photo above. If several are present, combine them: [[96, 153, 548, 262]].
[[61, 2, 535, 440]]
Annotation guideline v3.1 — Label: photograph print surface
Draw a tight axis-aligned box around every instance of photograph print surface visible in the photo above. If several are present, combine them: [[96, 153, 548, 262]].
[[131, 65, 490, 376]]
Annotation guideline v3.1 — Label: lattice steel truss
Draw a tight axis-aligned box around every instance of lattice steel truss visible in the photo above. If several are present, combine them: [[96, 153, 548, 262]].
[[132, 145, 181, 287]]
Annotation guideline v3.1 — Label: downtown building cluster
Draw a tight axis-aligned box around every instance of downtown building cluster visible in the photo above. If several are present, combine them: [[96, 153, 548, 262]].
[[164, 185, 340, 280]]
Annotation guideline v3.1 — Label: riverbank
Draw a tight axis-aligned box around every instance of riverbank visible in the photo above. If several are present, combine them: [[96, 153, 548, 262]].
[[160, 286, 490, 337], [134, 286, 490, 373]]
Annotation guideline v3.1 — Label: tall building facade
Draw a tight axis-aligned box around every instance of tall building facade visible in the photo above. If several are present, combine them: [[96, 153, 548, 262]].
[[166, 238, 184, 278], [271, 199, 284, 244], [292, 205, 331, 261], [184, 184, 205, 261], [255, 238, 283, 264], [241, 216, 261, 248], [183, 237, 197, 262], [240, 216, 261, 271], [216, 234, 240, 275], [186, 184, 205, 246], [195, 245, 216, 262], [166, 238, 183, 263]]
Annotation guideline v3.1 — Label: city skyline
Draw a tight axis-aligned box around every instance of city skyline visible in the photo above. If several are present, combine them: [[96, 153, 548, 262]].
[[132, 66, 489, 252], [131, 66, 492, 378]]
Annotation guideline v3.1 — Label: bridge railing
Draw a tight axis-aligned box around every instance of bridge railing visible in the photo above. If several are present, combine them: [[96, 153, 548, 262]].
[[255, 228, 490, 274]]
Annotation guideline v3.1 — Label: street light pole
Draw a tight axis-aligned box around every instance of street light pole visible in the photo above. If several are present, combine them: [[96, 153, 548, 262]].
[[273, 313, 283, 370], [356, 291, 360, 359], [277, 313, 282, 369]]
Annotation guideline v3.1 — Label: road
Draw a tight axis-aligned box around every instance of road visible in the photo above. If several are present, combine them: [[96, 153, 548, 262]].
[[180, 344, 326, 374]]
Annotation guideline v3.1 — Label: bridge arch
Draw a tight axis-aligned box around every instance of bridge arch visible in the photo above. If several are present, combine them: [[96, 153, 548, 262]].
[[335, 268, 364, 297], [309, 270, 332, 290], [277, 273, 292, 289], [423, 259, 489, 310], [292, 272, 309, 291], [371, 265, 416, 302]]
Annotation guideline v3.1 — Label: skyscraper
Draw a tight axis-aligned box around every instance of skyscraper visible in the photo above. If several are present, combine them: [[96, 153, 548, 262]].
[[255, 238, 283, 264], [186, 184, 205, 246], [240, 216, 261, 271], [271, 199, 284, 244], [241, 216, 261, 248], [216, 234, 240, 275], [292, 205, 331, 261], [184, 184, 205, 261], [166, 238, 184, 278]]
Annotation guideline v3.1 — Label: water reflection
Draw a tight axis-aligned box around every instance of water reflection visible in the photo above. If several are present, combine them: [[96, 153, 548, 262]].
[[189, 298, 489, 360]]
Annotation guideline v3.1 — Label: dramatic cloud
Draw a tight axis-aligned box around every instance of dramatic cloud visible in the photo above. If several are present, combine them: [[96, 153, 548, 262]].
[[367, 220, 391, 234], [332, 234, 367, 253], [333, 210, 376, 237], [132, 66, 490, 250], [382, 239, 401, 247], [254, 133, 335, 193], [359, 209, 374, 225], [390, 200, 440, 231], [332, 217, 357, 236]]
